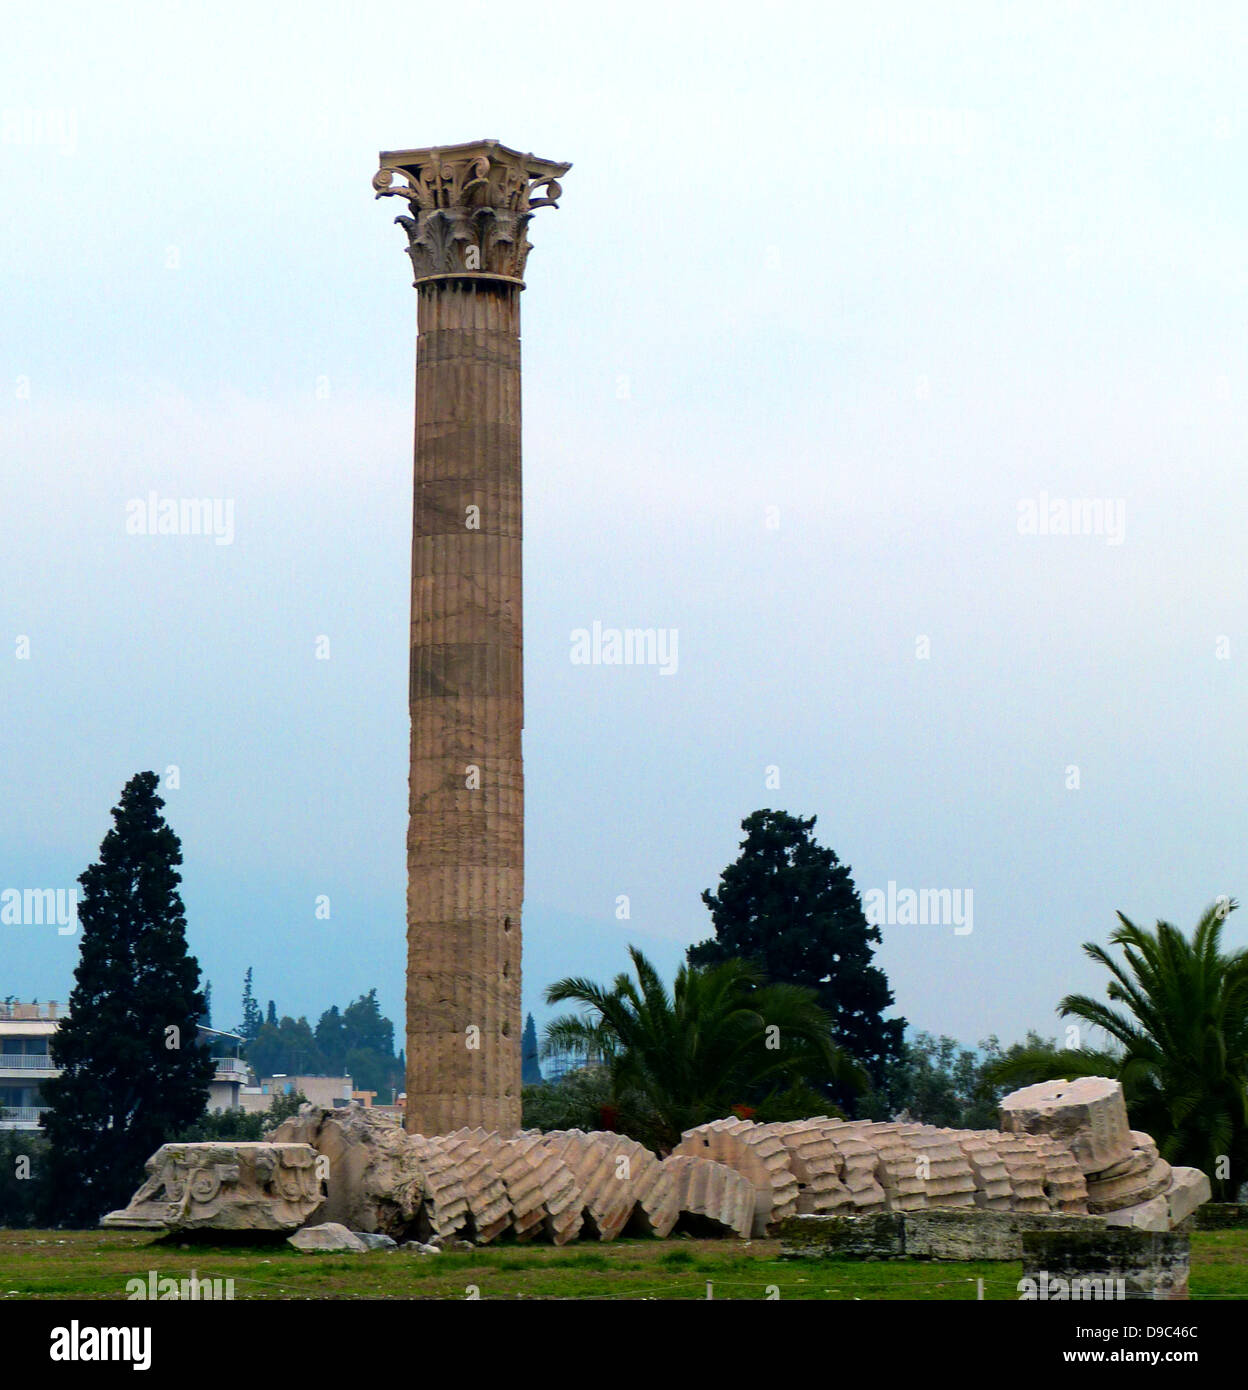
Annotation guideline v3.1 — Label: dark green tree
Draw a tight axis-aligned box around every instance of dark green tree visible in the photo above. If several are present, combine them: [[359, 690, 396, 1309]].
[[238, 968, 262, 1041], [200, 981, 213, 1028], [342, 989, 393, 1059], [245, 1015, 322, 1078], [521, 1012, 543, 1085], [314, 1004, 347, 1074], [266, 1000, 277, 1027], [41, 773, 214, 1225], [0, 1132, 51, 1228], [689, 809, 904, 1105], [341, 990, 399, 1094]]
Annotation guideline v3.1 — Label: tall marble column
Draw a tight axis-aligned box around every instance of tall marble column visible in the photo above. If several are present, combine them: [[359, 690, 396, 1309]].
[[373, 140, 569, 1135]]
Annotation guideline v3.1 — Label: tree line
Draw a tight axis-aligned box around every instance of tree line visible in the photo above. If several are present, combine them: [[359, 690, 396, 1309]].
[[229, 971, 403, 1098]]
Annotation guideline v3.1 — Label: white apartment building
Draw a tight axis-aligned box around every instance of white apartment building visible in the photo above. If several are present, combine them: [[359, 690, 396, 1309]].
[[0, 1002, 249, 1129], [0, 1001, 59, 1129]]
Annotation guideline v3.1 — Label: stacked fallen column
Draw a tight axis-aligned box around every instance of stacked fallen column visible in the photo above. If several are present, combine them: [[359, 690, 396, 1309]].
[[103, 1078, 1211, 1246], [999, 1077, 1208, 1233], [669, 1117, 800, 1236]]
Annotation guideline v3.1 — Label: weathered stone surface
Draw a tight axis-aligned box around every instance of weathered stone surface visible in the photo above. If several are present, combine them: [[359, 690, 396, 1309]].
[[672, 1119, 799, 1236], [662, 1155, 755, 1239], [1021, 1227, 1191, 1300], [760, 1121, 855, 1216], [426, 1130, 512, 1242], [289, 1222, 369, 1253], [871, 1129, 929, 1212], [533, 1131, 638, 1240], [825, 1133, 888, 1213], [974, 1133, 1051, 1212], [951, 1133, 1014, 1210], [1092, 1131, 1158, 1182], [380, 140, 572, 1138], [1163, 1168, 1212, 1229], [1190, 1202, 1248, 1229], [779, 1209, 1104, 1261], [1000, 1077, 1134, 1175], [400, 1240, 441, 1254], [408, 1135, 472, 1241], [506, 1132, 584, 1245], [619, 1136, 681, 1237], [1087, 1157, 1173, 1215], [102, 1142, 322, 1233], [1104, 1195, 1170, 1233], [778, 1211, 905, 1259], [267, 1105, 424, 1237], [908, 1130, 977, 1208], [450, 1127, 546, 1242], [912, 1209, 1105, 1260], [357, 1232, 399, 1250], [1032, 1137, 1089, 1213]]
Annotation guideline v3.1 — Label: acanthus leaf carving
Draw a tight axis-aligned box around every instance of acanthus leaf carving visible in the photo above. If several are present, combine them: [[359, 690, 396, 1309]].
[[375, 141, 568, 284]]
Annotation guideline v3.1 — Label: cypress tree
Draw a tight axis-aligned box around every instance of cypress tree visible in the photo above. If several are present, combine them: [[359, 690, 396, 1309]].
[[238, 968, 262, 1041], [41, 773, 214, 1225], [521, 1012, 543, 1085]]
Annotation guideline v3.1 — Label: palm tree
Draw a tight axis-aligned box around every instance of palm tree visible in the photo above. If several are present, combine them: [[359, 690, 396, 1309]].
[[985, 902, 1248, 1195], [543, 946, 866, 1152]]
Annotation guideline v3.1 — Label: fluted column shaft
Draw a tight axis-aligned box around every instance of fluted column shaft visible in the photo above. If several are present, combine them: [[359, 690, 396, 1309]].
[[375, 139, 568, 1139], [407, 278, 523, 1135]]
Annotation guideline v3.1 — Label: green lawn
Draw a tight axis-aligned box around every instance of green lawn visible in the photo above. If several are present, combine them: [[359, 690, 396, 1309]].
[[1, 1228, 1244, 1300]]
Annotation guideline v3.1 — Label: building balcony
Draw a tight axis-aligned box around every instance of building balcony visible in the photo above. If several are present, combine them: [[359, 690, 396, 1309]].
[[0, 1054, 57, 1072], [212, 1058, 248, 1079], [0, 1106, 49, 1127]]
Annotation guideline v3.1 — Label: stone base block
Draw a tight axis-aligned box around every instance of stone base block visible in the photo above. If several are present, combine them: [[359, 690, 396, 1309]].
[[1020, 1227, 1190, 1300]]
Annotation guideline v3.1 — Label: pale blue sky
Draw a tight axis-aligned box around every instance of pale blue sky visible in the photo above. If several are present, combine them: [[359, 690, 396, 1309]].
[[2, 2, 1246, 1052]]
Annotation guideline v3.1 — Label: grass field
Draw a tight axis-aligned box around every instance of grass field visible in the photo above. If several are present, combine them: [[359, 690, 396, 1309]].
[[2, 1228, 1245, 1301]]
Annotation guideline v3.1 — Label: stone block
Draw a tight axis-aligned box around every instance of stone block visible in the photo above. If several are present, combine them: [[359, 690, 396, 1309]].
[[289, 1222, 369, 1253], [1104, 1195, 1170, 1233], [102, 1142, 323, 1233], [1021, 1226, 1190, 1300], [1000, 1077, 1133, 1175], [904, 1209, 1105, 1261], [267, 1105, 424, 1237], [1190, 1202, 1248, 1229], [777, 1211, 905, 1259], [1164, 1168, 1212, 1228]]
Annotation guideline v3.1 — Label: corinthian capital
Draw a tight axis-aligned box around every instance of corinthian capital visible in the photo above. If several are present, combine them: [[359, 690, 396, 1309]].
[[374, 139, 570, 285]]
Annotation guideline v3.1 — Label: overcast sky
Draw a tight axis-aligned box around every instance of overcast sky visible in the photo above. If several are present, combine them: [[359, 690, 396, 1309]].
[[3, 2, 1246, 1056]]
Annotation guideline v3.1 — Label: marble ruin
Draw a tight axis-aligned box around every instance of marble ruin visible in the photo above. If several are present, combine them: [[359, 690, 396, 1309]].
[[102, 1142, 323, 1232], [376, 139, 570, 1137], [103, 1078, 1211, 1260]]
